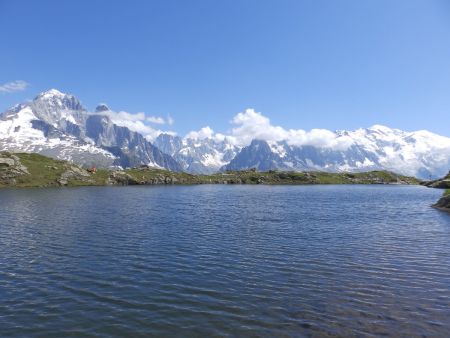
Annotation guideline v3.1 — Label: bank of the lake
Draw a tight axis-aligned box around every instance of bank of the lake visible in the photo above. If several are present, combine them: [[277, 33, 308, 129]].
[[421, 172, 450, 212], [0, 152, 421, 188], [432, 190, 450, 212]]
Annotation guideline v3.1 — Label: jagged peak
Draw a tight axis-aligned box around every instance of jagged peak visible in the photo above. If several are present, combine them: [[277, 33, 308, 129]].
[[31, 89, 85, 114], [156, 132, 180, 140], [35, 88, 68, 100], [368, 124, 393, 132], [95, 103, 111, 112], [249, 139, 270, 146]]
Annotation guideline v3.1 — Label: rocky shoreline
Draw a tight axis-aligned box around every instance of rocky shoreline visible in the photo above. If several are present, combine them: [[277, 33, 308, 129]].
[[432, 193, 450, 212], [421, 172, 450, 212], [0, 152, 421, 188]]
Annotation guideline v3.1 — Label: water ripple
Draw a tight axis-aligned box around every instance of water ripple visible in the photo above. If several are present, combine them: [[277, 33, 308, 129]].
[[0, 185, 449, 337]]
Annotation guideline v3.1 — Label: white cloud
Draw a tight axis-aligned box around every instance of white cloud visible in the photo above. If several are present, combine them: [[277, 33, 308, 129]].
[[147, 116, 166, 124], [186, 126, 233, 144], [185, 126, 215, 140], [95, 109, 175, 141], [113, 111, 146, 122], [230, 109, 287, 146], [184, 108, 354, 150], [97, 106, 353, 150], [0, 80, 29, 93]]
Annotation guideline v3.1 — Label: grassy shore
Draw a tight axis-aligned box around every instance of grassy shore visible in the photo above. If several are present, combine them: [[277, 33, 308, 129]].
[[0, 152, 421, 188]]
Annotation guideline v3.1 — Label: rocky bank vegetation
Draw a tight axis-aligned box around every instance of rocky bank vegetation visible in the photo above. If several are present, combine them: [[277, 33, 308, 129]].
[[422, 172, 450, 212], [0, 152, 421, 188]]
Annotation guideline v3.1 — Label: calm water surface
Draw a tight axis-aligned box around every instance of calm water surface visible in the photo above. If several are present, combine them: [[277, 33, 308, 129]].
[[1, 185, 450, 337]]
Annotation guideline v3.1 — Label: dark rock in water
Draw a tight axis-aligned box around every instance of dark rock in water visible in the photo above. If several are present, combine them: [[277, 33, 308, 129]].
[[421, 173, 450, 189], [433, 194, 450, 211], [423, 171, 450, 212]]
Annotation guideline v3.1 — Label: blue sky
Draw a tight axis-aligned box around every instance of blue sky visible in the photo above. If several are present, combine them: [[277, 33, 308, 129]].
[[1, 0, 450, 136]]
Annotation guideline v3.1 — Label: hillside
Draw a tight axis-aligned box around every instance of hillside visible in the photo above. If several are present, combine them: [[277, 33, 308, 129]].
[[421, 172, 450, 189], [0, 152, 420, 188], [421, 171, 450, 212], [422, 172, 450, 212], [433, 191, 450, 212]]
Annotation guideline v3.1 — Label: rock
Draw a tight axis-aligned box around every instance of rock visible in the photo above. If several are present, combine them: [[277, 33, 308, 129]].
[[433, 194, 450, 211], [17, 165, 30, 175], [69, 165, 91, 177], [0, 158, 15, 167], [95, 104, 110, 112], [431, 179, 450, 189], [57, 165, 93, 186], [107, 171, 139, 185], [57, 178, 68, 186], [278, 172, 288, 179], [421, 173, 450, 189], [0, 153, 30, 185]]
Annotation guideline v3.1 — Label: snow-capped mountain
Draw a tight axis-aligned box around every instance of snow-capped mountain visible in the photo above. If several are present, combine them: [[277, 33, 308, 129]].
[[154, 134, 240, 174], [0, 89, 182, 170], [2, 90, 449, 178], [223, 139, 290, 172], [223, 125, 450, 179]]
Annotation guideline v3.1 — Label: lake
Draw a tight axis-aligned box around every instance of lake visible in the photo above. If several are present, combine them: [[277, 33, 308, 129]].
[[1, 185, 449, 337]]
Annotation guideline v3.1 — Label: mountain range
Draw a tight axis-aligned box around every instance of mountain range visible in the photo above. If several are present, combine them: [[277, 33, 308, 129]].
[[1, 89, 450, 179], [0, 89, 181, 171]]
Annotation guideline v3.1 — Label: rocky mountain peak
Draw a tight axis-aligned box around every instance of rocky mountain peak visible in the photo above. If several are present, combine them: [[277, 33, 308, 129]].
[[32, 89, 85, 113], [27, 89, 87, 127], [248, 139, 271, 150], [35, 88, 66, 99], [95, 104, 111, 113], [0, 89, 182, 172]]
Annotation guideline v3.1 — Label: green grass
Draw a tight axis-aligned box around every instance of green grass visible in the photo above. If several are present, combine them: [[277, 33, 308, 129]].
[[13, 153, 68, 187], [0, 152, 422, 188], [195, 169, 420, 185], [127, 168, 197, 181], [444, 190, 450, 197]]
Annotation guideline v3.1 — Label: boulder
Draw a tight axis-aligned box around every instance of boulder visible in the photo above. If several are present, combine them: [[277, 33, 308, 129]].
[[107, 171, 139, 185], [0, 158, 15, 167], [0, 153, 30, 185], [57, 165, 93, 186], [433, 194, 450, 211]]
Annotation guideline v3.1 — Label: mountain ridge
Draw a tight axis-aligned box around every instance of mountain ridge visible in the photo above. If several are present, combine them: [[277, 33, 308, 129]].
[[156, 124, 450, 179], [2, 89, 450, 178], [0, 89, 182, 171]]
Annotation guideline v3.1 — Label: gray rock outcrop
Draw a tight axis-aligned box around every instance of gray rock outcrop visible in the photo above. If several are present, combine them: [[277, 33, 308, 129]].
[[0, 153, 29, 185]]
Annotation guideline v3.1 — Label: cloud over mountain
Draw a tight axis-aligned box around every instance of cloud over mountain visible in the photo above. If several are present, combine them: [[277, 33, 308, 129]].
[[3, 89, 450, 178], [186, 108, 354, 151], [94, 107, 175, 141], [0, 80, 29, 93]]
